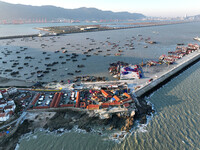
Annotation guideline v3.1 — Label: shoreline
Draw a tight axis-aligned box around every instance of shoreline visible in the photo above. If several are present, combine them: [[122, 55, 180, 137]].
[[0, 21, 193, 40], [2, 21, 199, 150], [0, 99, 152, 150], [38, 21, 192, 35]]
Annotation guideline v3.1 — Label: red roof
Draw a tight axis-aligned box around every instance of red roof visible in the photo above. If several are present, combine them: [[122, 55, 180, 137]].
[[0, 113, 6, 117], [8, 111, 14, 115], [87, 104, 99, 110], [101, 90, 112, 98], [0, 102, 6, 105], [113, 95, 120, 102], [0, 90, 6, 93], [124, 103, 130, 107], [101, 103, 109, 108], [75, 92, 80, 108], [4, 105, 13, 109]]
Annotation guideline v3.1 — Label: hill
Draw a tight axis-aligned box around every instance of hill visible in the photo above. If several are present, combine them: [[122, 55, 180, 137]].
[[0, 1, 145, 21]]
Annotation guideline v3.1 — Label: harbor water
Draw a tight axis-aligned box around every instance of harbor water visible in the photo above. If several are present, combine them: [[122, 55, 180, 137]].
[[0, 22, 200, 83], [1, 22, 199, 149]]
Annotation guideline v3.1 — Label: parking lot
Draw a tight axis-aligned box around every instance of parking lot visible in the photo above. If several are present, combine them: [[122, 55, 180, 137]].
[[35, 92, 54, 107], [33, 90, 73, 107]]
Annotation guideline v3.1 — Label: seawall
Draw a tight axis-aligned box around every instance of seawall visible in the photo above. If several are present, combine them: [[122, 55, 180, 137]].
[[0, 34, 38, 40], [134, 50, 200, 98], [27, 107, 88, 113]]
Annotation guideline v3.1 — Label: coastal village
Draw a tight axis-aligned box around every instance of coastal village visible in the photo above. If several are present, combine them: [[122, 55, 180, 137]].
[[0, 0, 200, 149], [0, 38, 199, 140]]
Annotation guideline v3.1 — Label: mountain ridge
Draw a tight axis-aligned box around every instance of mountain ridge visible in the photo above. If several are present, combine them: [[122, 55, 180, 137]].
[[0, 1, 145, 21]]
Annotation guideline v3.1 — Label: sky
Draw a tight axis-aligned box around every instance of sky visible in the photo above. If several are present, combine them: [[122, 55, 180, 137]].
[[1, 0, 200, 17]]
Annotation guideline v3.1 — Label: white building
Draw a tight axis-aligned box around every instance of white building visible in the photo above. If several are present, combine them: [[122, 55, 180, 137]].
[[0, 102, 7, 108], [7, 100, 15, 105], [4, 105, 16, 113], [7, 87, 18, 95], [0, 93, 3, 99], [0, 113, 10, 122], [120, 65, 141, 80]]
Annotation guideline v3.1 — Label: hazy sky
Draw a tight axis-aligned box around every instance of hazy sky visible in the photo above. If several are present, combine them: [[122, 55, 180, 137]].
[[1, 0, 200, 17]]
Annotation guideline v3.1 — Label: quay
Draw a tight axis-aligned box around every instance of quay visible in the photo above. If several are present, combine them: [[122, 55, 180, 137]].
[[131, 49, 200, 97], [0, 34, 38, 40]]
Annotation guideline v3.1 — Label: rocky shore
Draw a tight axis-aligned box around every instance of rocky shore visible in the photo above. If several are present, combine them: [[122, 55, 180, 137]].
[[0, 97, 153, 150], [0, 120, 31, 150], [43, 97, 153, 132]]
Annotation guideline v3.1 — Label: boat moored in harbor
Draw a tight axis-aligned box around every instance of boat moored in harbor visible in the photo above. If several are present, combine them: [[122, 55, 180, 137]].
[[193, 37, 200, 42]]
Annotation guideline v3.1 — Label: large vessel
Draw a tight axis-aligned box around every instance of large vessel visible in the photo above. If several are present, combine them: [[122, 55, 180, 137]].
[[193, 37, 200, 42]]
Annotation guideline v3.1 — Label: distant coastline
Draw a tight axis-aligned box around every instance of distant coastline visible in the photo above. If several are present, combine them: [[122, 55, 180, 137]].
[[0, 20, 193, 40], [36, 20, 193, 35]]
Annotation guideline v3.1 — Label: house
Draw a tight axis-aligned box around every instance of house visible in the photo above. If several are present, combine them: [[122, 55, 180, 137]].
[[7, 100, 15, 105], [7, 87, 18, 95], [4, 105, 16, 113], [0, 93, 3, 99], [0, 101, 7, 108], [101, 90, 112, 98], [0, 113, 10, 122], [0, 108, 4, 113]]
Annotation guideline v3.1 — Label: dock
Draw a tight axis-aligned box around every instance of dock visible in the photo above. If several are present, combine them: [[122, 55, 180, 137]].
[[0, 34, 38, 40], [131, 49, 200, 97]]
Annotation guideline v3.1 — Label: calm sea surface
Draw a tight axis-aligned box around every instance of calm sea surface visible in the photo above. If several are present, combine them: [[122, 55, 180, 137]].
[[2, 22, 199, 150]]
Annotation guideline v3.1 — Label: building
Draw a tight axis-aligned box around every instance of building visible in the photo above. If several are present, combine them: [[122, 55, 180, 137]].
[[80, 26, 98, 31], [7, 87, 18, 95], [7, 100, 15, 105], [4, 105, 16, 113], [0, 93, 3, 99], [0, 113, 10, 122], [120, 65, 142, 80], [0, 101, 7, 108]]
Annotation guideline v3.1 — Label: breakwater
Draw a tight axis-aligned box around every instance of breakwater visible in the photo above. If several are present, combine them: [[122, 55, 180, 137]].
[[0, 34, 38, 40], [134, 50, 200, 97]]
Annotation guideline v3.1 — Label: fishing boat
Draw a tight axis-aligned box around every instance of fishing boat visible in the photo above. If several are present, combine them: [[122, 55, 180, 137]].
[[67, 73, 74, 75], [37, 73, 44, 78], [193, 37, 200, 42], [54, 50, 59, 53], [115, 53, 121, 56], [62, 50, 67, 53], [75, 70, 81, 73]]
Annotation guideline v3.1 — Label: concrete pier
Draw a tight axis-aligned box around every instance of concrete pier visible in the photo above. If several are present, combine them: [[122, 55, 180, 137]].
[[132, 50, 200, 97], [0, 34, 38, 40]]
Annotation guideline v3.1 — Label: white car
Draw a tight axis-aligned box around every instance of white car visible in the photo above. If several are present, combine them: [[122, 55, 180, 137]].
[[45, 100, 51, 105], [71, 92, 75, 98], [38, 101, 42, 105], [39, 98, 44, 101]]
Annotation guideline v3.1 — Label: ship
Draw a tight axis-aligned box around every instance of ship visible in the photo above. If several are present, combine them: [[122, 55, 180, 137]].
[[38, 32, 46, 37], [193, 37, 200, 42]]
